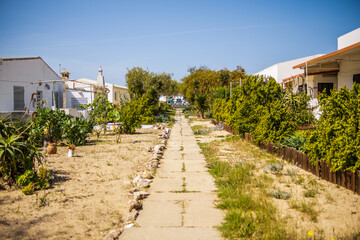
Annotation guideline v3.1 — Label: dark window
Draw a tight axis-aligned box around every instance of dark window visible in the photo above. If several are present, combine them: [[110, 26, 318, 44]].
[[13, 86, 25, 110], [298, 84, 307, 94], [318, 83, 334, 96], [53, 92, 59, 108], [353, 74, 360, 84]]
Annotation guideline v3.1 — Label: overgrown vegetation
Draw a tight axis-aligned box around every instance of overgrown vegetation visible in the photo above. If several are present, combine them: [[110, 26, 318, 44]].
[[199, 141, 288, 239], [125, 67, 178, 124], [281, 132, 307, 152], [304, 84, 360, 172], [181, 66, 246, 118], [0, 116, 50, 194], [29, 108, 94, 146], [212, 75, 315, 144]]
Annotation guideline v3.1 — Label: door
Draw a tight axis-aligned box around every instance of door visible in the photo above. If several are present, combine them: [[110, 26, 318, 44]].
[[318, 83, 334, 96]]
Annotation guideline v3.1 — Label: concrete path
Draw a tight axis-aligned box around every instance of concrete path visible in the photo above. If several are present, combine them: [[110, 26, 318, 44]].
[[121, 110, 223, 240]]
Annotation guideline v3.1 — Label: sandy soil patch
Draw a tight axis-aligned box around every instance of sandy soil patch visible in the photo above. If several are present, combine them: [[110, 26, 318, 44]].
[[0, 128, 162, 240], [188, 118, 231, 143], [195, 118, 360, 239]]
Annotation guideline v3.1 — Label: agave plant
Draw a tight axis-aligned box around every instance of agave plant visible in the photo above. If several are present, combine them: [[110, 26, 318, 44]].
[[0, 133, 26, 182]]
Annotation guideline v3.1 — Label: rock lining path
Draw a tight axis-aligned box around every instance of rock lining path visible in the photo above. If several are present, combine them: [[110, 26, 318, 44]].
[[121, 110, 223, 240]]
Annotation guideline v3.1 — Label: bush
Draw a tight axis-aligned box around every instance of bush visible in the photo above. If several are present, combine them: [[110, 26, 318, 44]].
[[156, 114, 170, 123], [30, 108, 94, 146], [62, 117, 95, 146], [29, 108, 71, 145], [211, 76, 314, 144], [0, 116, 48, 192], [304, 84, 360, 172], [281, 133, 307, 152], [16, 167, 51, 195]]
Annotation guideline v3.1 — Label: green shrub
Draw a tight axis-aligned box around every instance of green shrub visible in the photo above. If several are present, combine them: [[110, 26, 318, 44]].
[[211, 76, 314, 144], [29, 108, 71, 145], [62, 117, 94, 146], [281, 133, 307, 152], [0, 116, 48, 193], [304, 84, 360, 172], [272, 190, 291, 200], [156, 114, 170, 123], [17, 166, 51, 195]]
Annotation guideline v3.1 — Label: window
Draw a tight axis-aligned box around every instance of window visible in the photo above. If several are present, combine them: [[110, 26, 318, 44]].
[[298, 84, 307, 94], [318, 83, 334, 96], [354, 74, 360, 85], [71, 98, 87, 109], [13, 86, 25, 110], [53, 92, 59, 108], [115, 91, 118, 101]]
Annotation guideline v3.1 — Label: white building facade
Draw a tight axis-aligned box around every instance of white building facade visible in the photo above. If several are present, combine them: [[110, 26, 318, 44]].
[[254, 54, 323, 84], [0, 57, 62, 117], [64, 67, 128, 110]]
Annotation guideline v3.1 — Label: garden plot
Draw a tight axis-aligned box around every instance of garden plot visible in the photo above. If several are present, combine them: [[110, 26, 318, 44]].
[[200, 132, 360, 239], [0, 128, 162, 240]]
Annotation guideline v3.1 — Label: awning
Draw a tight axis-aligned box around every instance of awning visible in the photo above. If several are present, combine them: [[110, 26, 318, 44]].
[[293, 42, 360, 75]]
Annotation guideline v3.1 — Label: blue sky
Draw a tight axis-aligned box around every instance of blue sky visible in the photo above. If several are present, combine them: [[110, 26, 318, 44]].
[[1, 0, 359, 86]]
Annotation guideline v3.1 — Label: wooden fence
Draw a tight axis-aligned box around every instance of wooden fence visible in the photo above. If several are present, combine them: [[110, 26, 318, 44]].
[[215, 120, 360, 195]]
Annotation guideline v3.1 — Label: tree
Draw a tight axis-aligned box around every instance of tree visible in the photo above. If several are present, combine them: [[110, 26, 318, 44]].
[[194, 93, 208, 119], [181, 66, 247, 118], [85, 95, 114, 138]]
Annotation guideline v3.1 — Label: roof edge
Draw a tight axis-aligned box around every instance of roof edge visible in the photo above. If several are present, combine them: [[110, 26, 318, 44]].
[[293, 41, 360, 69]]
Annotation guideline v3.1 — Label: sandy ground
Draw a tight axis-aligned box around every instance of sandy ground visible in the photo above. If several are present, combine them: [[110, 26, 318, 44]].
[[191, 118, 360, 239], [0, 128, 162, 240]]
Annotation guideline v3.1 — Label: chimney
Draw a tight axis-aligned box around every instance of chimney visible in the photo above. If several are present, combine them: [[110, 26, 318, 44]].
[[61, 71, 70, 108], [97, 66, 105, 86]]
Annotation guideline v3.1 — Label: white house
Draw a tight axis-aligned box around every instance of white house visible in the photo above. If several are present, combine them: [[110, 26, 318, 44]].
[[254, 54, 323, 84], [63, 67, 129, 110], [0, 57, 62, 117], [289, 28, 360, 98]]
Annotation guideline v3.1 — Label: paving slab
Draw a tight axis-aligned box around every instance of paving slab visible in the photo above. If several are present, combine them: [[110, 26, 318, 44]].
[[136, 201, 182, 227], [120, 110, 222, 240], [148, 177, 183, 192], [184, 200, 224, 227], [121, 227, 221, 240]]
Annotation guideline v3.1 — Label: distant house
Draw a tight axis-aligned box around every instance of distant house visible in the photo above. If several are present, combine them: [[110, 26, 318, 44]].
[[0, 57, 62, 118], [289, 28, 360, 98], [63, 67, 129, 111], [107, 83, 130, 105], [254, 54, 323, 85]]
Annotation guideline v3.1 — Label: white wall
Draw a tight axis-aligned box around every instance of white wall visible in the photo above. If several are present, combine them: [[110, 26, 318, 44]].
[[337, 52, 360, 89], [254, 54, 323, 83], [254, 64, 279, 81], [338, 28, 360, 50], [0, 58, 61, 113], [308, 75, 338, 98], [65, 80, 94, 108]]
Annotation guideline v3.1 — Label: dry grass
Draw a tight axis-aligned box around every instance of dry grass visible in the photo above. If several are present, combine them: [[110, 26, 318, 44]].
[[0, 128, 162, 240], [194, 119, 360, 239]]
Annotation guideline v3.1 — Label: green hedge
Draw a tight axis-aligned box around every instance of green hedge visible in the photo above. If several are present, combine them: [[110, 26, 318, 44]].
[[212, 75, 314, 144], [304, 84, 360, 172]]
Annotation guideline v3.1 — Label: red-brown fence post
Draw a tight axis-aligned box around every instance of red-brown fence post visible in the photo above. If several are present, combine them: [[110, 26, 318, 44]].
[[357, 171, 360, 194], [341, 172, 346, 188], [303, 154, 308, 171], [316, 162, 320, 177], [268, 142, 274, 154], [351, 171, 356, 192], [329, 164, 333, 183], [346, 171, 351, 190]]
